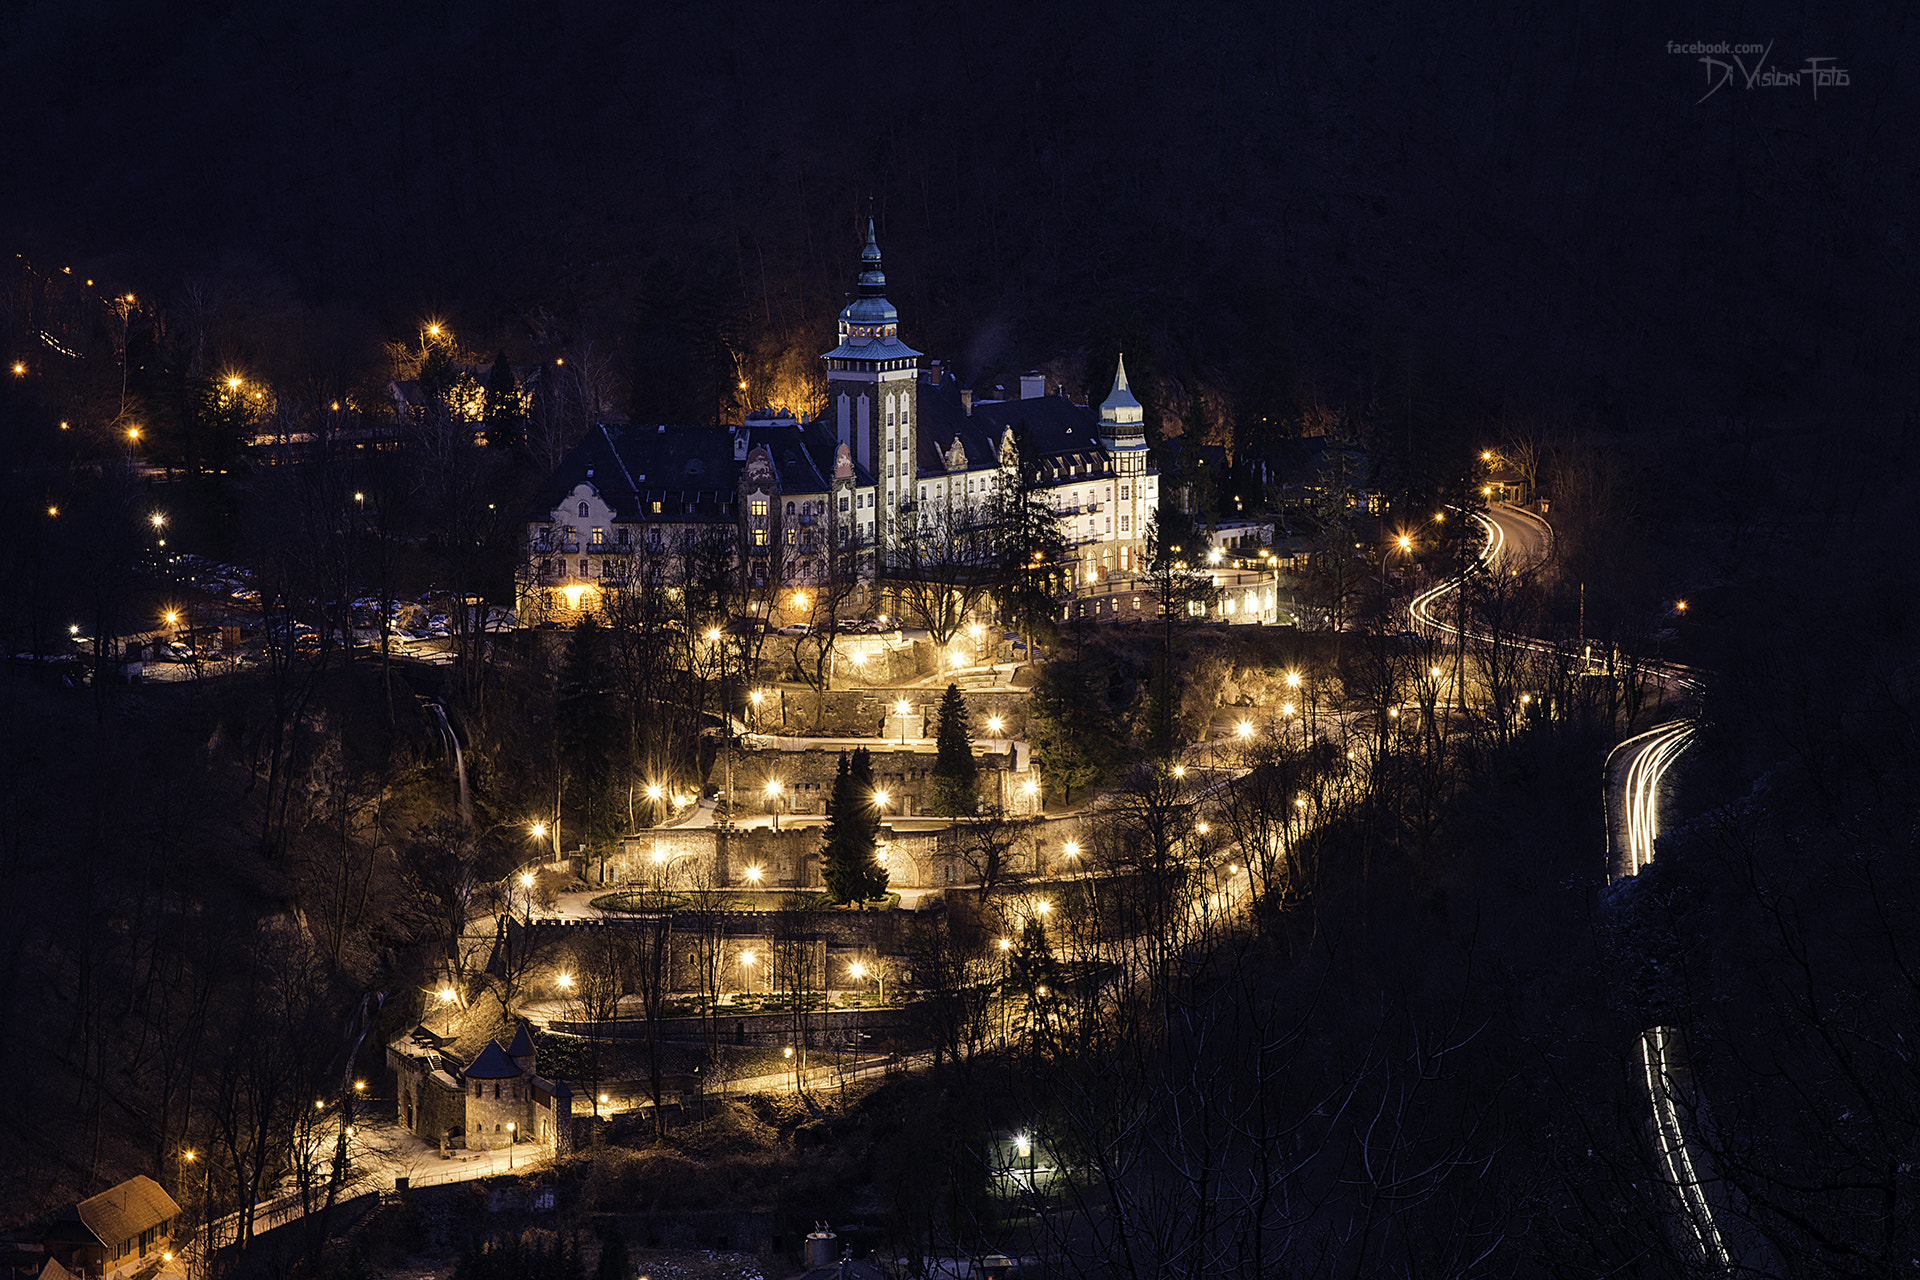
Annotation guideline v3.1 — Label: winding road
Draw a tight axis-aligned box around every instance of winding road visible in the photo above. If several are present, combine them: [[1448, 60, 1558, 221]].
[[1607, 720, 1730, 1266], [1418, 501, 1730, 1271]]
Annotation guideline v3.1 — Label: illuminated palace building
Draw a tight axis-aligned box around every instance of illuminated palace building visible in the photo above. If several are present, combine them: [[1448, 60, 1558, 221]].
[[517, 225, 1157, 624]]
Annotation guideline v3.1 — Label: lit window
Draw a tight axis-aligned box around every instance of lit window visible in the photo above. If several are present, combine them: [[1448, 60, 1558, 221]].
[[651, 501, 661, 514], [751, 499, 767, 516]]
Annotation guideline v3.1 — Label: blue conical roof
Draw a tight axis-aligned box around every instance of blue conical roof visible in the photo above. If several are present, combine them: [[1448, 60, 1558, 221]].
[[1098, 355, 1136, 435], [841, 219, 898, 328]]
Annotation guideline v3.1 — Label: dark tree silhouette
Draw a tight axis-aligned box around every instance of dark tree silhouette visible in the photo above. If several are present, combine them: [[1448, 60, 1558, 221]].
[[927, 683, 978, 816], [820, 749, 887, 906]]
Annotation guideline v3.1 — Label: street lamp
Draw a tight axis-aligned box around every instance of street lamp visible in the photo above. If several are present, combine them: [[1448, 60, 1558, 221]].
[[1062, 840, 1079, 863], [873, 788, 889, 813], [740, 950, 760, 994], [436, 986, 456, 1035], [519, 871, 535, 925], [764, 778, 783, 829], [896, 699, 912, 744], [850, 958, 884, 1006], [506, 1122, 516, 1168], [745, 863, 763, 885]]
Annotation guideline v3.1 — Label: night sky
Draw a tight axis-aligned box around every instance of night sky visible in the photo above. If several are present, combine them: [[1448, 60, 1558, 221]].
[[3, 1, 1912, 431]]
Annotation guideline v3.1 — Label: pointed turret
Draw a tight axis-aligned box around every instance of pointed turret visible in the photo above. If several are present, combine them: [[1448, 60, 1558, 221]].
[[1098, 353, 1145, 449], [838, 219, 902, 333], [506, 1019, 536, 1075], [822, 215, 920, 488]]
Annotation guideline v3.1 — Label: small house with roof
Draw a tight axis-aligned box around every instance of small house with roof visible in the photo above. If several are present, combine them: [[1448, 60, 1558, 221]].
[[38, 1177, 178, 1280], [388, 1019, 575, 1154]]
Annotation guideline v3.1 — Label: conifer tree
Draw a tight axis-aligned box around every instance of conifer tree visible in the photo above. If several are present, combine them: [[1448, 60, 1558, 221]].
[[928, 682, 979, 815], [821, 748, 888, 905]]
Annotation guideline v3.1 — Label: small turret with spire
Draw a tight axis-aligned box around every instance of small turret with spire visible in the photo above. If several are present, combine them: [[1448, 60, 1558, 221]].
[[1098, 353, 1146, 449]]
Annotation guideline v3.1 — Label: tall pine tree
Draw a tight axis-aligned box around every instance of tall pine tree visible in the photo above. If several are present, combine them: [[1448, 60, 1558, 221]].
[[928, 682, 979, 816], [820, 748, 888, 906]]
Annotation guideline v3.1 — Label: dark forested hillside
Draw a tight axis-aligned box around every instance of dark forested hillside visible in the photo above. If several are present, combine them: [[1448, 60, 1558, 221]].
[[2, 0, 1912, 441]]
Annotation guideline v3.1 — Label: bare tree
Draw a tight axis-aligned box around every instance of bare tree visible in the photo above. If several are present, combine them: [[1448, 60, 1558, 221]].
[[889, 496, 994, 647]]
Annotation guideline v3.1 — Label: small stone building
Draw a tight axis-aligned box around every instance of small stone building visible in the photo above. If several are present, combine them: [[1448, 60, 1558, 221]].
[[39, 1176, 178, 1280], [388, 1019, 575, 1154]]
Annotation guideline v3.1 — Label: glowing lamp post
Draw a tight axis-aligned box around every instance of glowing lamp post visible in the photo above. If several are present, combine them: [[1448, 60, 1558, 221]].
[[896, 699, 912, 744], [764, 778, 783, 829]]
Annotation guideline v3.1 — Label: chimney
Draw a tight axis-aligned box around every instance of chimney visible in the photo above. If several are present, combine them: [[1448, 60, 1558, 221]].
[[1020, 370, 1045, 399], [960, 388, 973, 415]]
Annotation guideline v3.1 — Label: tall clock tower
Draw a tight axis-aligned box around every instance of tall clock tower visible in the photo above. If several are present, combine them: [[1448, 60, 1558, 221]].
[[822, 221, 920, 540]]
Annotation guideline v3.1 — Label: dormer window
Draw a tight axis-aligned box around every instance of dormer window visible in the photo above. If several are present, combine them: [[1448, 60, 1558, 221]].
[[578, 502, 590, 517]]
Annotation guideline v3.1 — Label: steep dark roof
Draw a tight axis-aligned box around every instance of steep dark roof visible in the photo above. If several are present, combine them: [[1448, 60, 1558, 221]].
[[464, 1040, 520, 1079], [749, 418, 839, 494], [76, 1177, 178, 1248], [526, 424, 743, 523], [528, 418, 864, 523], [505, 1020, 536, 1059], [914, 374, 1002, 476], [969, 394, 1105, 467]]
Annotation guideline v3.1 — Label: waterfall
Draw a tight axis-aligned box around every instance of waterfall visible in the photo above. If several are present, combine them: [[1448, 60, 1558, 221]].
[[427, 702, 472, 827]]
